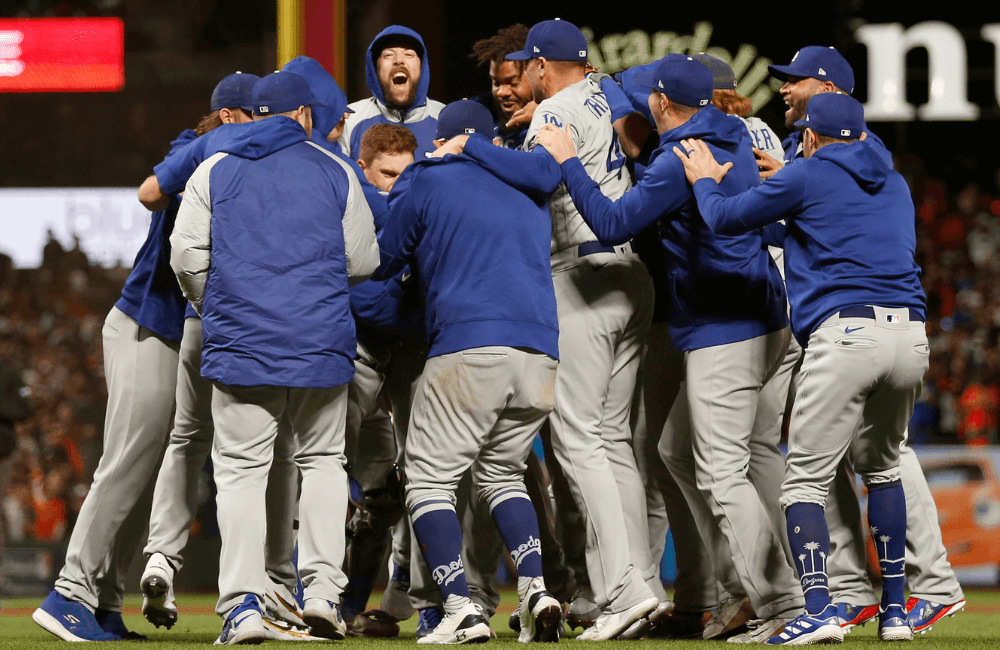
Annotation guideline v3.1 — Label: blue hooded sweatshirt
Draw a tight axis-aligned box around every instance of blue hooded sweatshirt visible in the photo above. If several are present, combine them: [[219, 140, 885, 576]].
[[115, 129, 196, 342], [692, 140, 925, 348], [559, 106, 788, 351], [338, 25, 445, 160], [373, 154, 558, 360], [782, 123, 892, 168], [190, 116, 362, 388]]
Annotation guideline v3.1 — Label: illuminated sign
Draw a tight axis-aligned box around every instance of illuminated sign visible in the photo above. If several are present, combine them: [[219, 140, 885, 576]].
[[0, 18, 124, 92], [580, 22, 780, 116]]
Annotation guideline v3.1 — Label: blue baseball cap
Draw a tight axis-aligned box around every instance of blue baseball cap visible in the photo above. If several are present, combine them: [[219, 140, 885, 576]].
[[435, 100, 495, 141], [632, 53, 713, 109], [507, 19, 587, 62], [210, 72, 260, 111], [768, 46, 855, 94], [691, 53, 736, 90], [251, 71, 328, 116], [794, 92, 865, 139]]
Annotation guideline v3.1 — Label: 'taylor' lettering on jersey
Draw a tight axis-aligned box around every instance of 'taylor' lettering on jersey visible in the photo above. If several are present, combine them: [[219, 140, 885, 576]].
[[432, 557, 465, 586]]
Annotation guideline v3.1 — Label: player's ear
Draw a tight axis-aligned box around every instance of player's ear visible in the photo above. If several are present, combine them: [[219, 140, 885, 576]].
[[432, 139, 444, 149], [357, 159, 368, 170]]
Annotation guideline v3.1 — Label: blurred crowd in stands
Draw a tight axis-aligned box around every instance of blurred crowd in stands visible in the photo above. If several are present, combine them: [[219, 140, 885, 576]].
[[3, 164, 1000, 544]]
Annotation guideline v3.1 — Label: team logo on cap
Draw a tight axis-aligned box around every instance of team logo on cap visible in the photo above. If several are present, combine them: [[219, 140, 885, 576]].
[[841, 129, 851, 136], [465, 128, 476, 134], [579, 50, 586, 57], [700, 99, 709, 106], [259, 106, 269, 113]]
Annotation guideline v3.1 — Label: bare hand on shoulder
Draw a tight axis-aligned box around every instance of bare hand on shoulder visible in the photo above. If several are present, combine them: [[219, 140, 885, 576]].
[[672, 138, 733, 185], [753, 147, 784, 180], [535, 124, 577, 164]]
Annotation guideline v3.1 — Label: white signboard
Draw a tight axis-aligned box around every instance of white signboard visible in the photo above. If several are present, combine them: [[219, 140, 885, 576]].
[[0, 188, 149, 268]]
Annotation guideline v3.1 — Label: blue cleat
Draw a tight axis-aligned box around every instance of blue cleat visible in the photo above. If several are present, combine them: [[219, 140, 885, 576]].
[[96, 609, 149, 640], [32, 590, 120, 642], [905, 597, 964, 635], [215, 594, 266, 645], [765, 604, 844, 645], [878, 604, 913, 641], [834, 602, 878, 632], [415, 606, 444, 639]]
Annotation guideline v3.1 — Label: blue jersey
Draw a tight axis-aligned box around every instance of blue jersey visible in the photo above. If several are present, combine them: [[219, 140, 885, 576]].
[[692, 140, 925, 347], [373, 154, 558, 360]]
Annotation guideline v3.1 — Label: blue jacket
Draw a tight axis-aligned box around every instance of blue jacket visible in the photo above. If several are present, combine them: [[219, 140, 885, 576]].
[[692, 140, 925, 348], [339, 26, 445, 160], [373, 154, 558, 360], [560, 106, 788, 351], [782, 124, 892, 167], [115, 130, 196, 342], [171, 116, 378, 388]]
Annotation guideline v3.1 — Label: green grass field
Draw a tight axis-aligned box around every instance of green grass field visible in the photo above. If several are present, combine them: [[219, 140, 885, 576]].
[[2, 590, 999, 648]]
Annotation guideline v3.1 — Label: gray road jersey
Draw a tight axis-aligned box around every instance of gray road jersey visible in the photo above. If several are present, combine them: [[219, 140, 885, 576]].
[[525, 77, 630, 255]]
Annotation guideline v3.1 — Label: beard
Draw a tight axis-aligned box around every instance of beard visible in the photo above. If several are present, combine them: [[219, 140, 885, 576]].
[[382, 79, 418, 112]]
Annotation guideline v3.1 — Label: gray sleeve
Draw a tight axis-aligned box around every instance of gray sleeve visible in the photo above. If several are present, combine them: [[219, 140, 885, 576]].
[[169, 152, 226, 314], [306, 142, 380, 284]]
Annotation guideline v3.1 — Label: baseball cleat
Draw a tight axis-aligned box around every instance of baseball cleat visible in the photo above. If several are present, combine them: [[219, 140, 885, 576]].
[[517, 578, 562, 643], [730, 617, 794, 644], [416, 602, 492, 645], [381, 557, 416, 620], [302, 598, 347, 640], [32, 590, 119, 642], [576, 596, 658, 641], [565, 589, 600, 630], [763, 605, 842, 645], [834, 602, 878, 632], [95, 608, 149, 640], [905, 597, 965, 634], [416, 607, 445, 639], [346, 609, 401, 638], [704, 596, 753, 639], [215, 594, 266, 645], [264, 578, 304, 626], [878, 604, 913, 642], [141, 552, 179, 629], [618, 600, 674, 639], [261, 613, 324, 641]]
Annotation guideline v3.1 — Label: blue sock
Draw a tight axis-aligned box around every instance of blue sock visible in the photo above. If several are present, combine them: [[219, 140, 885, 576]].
[[785, 502, 832, 616], [410, 499, 471, 608], [486, 488, 543, 581], [866, 480, 906, 610]]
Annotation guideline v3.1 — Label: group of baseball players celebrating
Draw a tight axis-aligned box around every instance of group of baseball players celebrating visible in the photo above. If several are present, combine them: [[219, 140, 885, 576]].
[[30, 15, 967, 647]]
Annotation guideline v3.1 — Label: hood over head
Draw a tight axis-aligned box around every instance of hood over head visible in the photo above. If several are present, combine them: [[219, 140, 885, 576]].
[[365, 25, 431, 113], [219, 115, 308, 161], [281, 56, 351, 140]]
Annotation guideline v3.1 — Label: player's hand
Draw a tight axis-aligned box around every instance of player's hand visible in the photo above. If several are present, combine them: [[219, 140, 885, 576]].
[[535, 124, 577, 163], [672, 138, 732, 185], [753, 147, 783, 180], [430, 134, 470, 158], [506, 100, 537, 129]]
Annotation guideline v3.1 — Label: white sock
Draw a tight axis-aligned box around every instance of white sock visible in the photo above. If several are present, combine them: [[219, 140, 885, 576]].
[[518, 575, 545, 602], [443, 593, 472, 616]]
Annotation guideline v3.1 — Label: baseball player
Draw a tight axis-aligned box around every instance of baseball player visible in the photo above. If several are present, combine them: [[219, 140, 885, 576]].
[[371, 99, 562, 645], [169, 70, 378, 644], [439, 18, 665, 640], [469, 23, 535, 150], [32, 97, 194, 644], [767, 46, 966, 634], [138, 73, 315, 641], [536, 53, 806, 642], [339, 25, 445, 160], [674, 91, 926, 644]]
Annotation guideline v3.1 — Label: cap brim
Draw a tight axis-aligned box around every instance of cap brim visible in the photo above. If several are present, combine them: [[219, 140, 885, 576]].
[[792, 117, 809, 131], [506, 50, 532, 61], [630, 67, 659, 91], [768, 63, 806, 81]]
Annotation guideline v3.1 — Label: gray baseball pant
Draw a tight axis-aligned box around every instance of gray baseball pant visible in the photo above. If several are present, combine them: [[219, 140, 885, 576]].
[[212, 382, 348, 616], [55, 306, 178, 611], [548, 255, 665, 612]]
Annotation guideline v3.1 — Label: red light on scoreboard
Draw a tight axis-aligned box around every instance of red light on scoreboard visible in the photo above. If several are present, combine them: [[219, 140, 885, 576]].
[[0, 18, 124, 92]]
